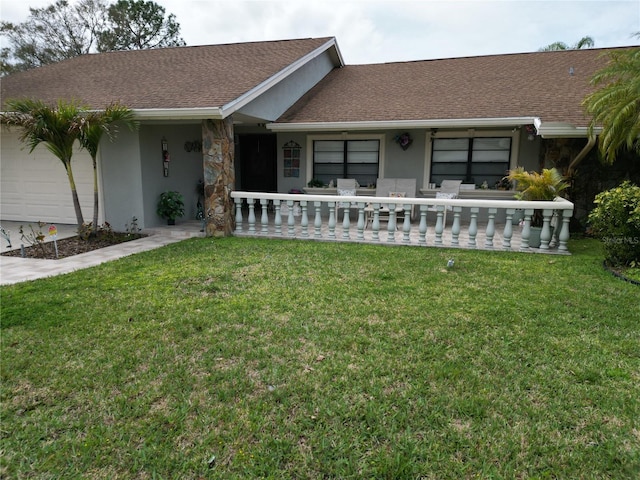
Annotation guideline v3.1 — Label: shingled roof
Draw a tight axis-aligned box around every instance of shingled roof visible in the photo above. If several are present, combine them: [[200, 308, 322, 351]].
[[1, 37, 337, 114], [2, 39, 635, 136], [273, 47, 635, 134]]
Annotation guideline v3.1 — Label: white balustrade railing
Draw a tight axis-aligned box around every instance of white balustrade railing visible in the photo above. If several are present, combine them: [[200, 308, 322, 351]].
[[230, 191, 574, 254]]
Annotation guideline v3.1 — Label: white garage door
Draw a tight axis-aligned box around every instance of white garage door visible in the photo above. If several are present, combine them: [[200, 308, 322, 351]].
[[1, 130, 94, 224]]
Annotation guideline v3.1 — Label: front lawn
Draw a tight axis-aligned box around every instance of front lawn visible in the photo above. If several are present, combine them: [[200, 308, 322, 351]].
[[1, 238, 638, 479]]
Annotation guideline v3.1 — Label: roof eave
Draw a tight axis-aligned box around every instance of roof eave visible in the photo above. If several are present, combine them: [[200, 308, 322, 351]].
[[266, 117, 541, 132]]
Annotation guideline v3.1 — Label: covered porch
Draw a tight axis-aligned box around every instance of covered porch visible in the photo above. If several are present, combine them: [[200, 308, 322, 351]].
[[230, 191, 574, 254]]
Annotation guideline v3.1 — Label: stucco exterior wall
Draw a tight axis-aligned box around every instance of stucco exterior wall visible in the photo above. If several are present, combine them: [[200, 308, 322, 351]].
[[99, 128, 144, 230], [384, 130, 426, 184], [137, 124, 203, 228], [516, 130, 541, 171], [276, 131, 308, 193]]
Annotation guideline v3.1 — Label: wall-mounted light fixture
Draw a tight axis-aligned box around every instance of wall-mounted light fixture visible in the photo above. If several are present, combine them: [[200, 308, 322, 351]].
[[161, 137, 170, 177], [524, 125, 536, 141]]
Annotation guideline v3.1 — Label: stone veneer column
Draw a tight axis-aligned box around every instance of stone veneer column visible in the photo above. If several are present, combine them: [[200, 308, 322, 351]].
[[202, 118, 235, 237]]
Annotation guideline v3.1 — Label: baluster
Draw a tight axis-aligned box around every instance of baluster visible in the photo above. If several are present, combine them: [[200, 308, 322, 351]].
[[260, 198, 269, 234], [300, 201, 309, 237], [402, 204, 411, 244], [356, 202, 365, 240], [539, 208, 553, 250], [434, 206, 445, 246], [372, 203, 381, 241], [234, 198, 243, 233], [503, 208, 514, 250], [247, 199, 256, 234], [342, 201, 351, 239], [314, 201, 323, 238], [274, 201, 282, 235], [520, 208, 533, 250], [451, 206, 462, 246], [328, 202, 336, 239], [387, 202, 396, 243], [549, 211, 559, 248], [418, 205, 428, 245], [558, 209, 572, 253], [287, 200, 295, 237], [468, 207, 478, 248], [484, 208, 497, 248]]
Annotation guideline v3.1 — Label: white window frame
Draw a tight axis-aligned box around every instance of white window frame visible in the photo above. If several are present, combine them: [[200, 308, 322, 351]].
[[423, 129, 520, 187], [306, 133, 386, 185]]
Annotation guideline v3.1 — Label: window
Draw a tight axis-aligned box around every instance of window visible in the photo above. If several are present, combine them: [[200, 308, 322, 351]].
[[313, 139, 379, 187], [431, 137, 511, 187]]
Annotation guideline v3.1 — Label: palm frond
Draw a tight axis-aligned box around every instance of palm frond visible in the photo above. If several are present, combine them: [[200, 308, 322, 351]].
[[583, 46, 640, 163], [507, 167, 568, 201]]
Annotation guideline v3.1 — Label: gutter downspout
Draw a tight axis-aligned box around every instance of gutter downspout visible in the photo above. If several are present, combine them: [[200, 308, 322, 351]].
[[567, 135, 596, 178]]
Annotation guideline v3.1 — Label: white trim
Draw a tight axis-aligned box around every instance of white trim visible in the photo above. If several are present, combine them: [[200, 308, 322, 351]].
[[268, 117, 540, 132], [221, 38, 343, 117], [133, 107, 223, 120], [537, 122, 600, 138], [306, 133, 386, 184], [422, 129, 520, 188]]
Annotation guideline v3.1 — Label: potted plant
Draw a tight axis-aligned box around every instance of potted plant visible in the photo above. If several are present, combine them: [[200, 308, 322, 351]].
[[157, 191, 185, 225], [307, 178, 325, 188], [506, 167, 569, 246]]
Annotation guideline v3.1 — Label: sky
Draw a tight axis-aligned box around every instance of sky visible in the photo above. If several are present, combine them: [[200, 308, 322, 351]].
[[1, 0, 638, 64]]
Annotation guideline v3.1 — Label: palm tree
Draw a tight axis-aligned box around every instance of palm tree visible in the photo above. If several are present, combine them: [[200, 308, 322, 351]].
[[539, 36, 594, 51], [1, 99, 86, 227], [78, 104, 138, 230], [582, 44, 640, 163]]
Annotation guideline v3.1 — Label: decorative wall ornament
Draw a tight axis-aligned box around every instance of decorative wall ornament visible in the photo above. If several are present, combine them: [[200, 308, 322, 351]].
[[283, 140, 301, 177], [161, 137, 170, 177], [394, 132, 413, 150], [184, 140, 203, 152]]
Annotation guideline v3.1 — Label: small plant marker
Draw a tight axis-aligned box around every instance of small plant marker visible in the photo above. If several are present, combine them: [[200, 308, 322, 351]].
[[49, 224, 59, 258]]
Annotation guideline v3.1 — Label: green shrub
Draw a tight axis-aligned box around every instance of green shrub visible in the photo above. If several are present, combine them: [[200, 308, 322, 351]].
[[156, 191, 185, 221], [588, 181, 640, 266]]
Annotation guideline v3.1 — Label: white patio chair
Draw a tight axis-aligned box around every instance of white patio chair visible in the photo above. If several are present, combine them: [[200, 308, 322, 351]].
[[336, 178, 358, 215], [365, 178, 416, 228], [429, 179, 462, 225]]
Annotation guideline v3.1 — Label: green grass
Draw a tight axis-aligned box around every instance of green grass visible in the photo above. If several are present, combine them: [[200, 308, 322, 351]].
[[619, 265, 640, 283], [1, 238, 639, 479]]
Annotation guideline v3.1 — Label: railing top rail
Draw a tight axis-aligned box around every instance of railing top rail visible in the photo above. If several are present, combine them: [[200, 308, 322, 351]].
[[230, 191, 574, 211]]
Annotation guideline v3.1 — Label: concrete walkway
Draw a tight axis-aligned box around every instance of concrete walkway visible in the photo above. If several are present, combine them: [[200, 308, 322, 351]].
[[0, 220, 205, 285]]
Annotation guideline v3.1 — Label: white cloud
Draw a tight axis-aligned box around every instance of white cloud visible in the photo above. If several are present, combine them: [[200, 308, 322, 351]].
[[1, 0, 638, 64]]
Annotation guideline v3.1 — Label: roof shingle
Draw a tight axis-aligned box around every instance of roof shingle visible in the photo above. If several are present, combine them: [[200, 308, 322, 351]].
[[1, 37, 334, 110], [277, 47, 635, 128]]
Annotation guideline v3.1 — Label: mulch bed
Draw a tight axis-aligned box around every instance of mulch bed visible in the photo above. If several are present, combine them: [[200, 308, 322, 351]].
[[1, 234, 146, 260]]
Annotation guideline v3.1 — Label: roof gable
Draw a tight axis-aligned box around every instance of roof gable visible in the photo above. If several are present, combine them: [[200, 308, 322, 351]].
[[1, 37, 340, 116]]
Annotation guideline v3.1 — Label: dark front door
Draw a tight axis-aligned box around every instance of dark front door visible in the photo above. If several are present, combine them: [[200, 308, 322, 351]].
[[238, 134, 277, 192]]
